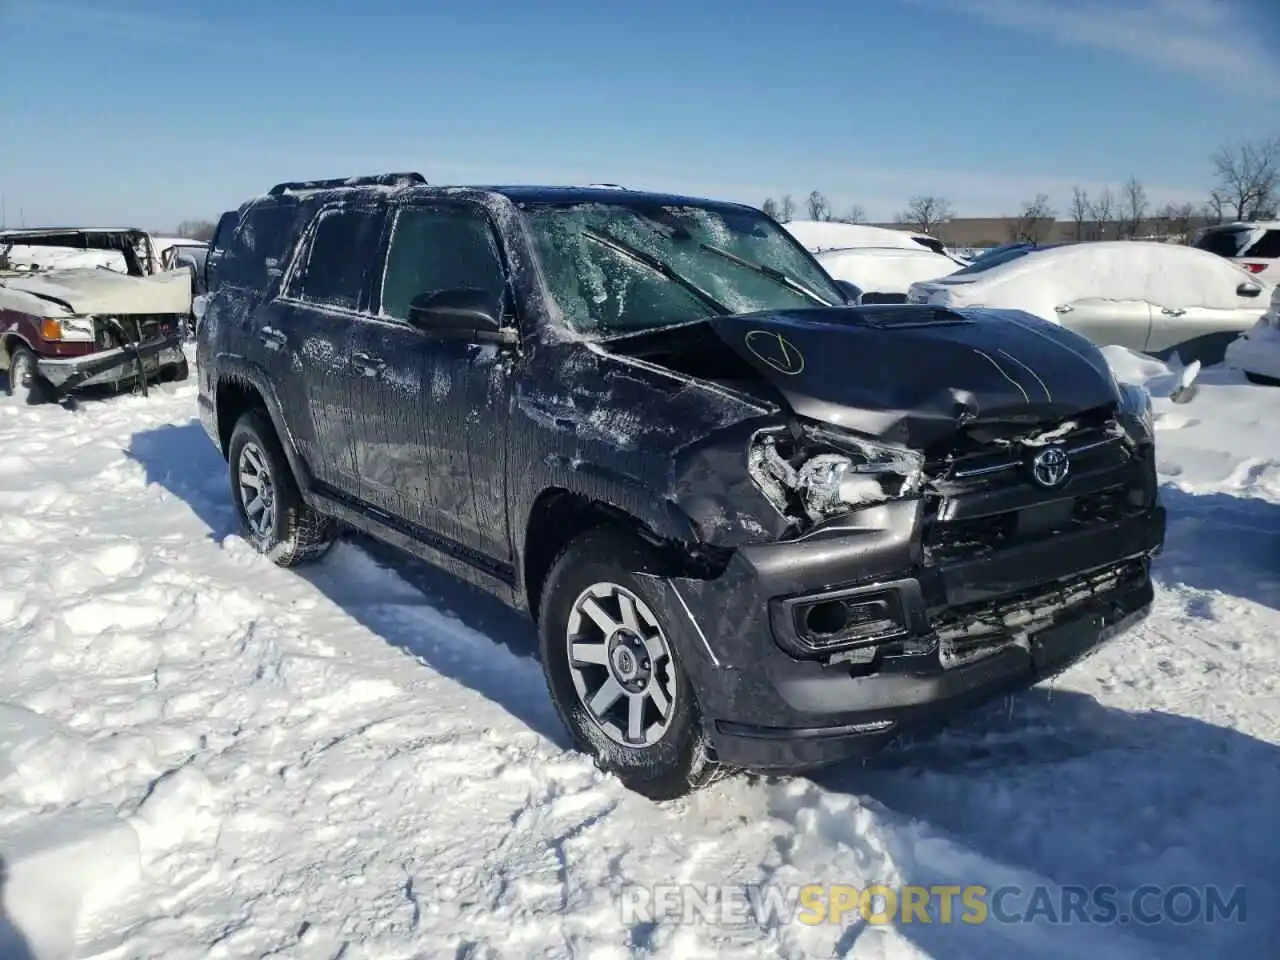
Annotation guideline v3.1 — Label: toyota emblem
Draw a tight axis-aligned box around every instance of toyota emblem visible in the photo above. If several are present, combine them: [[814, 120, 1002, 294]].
[[1030, 446, 1071, 488]]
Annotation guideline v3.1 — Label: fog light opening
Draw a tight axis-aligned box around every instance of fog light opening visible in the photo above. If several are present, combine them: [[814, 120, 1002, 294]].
[[805, 600, 851, 637]]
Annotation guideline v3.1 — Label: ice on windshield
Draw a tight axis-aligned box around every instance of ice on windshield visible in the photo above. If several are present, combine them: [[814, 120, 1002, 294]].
[[521, 202, 842, 335]]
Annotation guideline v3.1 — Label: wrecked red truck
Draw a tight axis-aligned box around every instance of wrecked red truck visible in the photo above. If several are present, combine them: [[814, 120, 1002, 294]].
[[1, 228, 191, 402]]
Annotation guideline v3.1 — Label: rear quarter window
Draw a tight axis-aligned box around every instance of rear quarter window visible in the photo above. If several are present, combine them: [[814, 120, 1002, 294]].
[[1242, 230, 1280, 260], [1194, 226, 1254, 258], [219, 202, 310, 292]]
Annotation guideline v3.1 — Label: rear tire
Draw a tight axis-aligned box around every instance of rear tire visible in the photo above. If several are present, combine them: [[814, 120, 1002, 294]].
[[537, 526, 722, 800], [228, 409, 336, 567], [5, 346, 54, 404]]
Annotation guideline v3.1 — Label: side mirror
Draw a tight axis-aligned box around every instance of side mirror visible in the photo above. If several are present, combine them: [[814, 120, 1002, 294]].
[[406, 288, 517, 344], [1238, 281, 1263, 298], [835, 280, 864, 305]]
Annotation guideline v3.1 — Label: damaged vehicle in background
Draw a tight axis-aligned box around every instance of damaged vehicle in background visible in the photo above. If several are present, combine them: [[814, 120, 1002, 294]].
[[197, 175, 1166, 799], [1, 228, 191, 402]]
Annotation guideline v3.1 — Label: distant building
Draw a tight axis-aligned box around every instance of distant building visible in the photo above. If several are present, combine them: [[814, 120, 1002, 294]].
[[866, 216, 1216, 248]]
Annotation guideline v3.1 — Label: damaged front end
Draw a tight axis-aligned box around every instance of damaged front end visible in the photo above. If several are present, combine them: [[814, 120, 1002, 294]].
[[747, 423, 925, 531], [35, 313, 185, 396]]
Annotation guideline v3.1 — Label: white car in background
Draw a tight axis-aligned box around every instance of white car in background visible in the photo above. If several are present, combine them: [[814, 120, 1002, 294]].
[[907, 241, 1272, 364], [783, 219, 950, 256], [1191, 221, 1280, 283], [1223, 284, 1280, 384], [814, 246, 961, 302]]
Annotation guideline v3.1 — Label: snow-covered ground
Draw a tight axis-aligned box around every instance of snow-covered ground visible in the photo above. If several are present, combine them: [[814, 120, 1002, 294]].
[[0, 350, 1276, 959]]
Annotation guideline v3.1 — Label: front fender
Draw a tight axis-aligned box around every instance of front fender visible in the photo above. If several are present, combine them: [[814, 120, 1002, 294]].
[[531, 456, 700, 547]]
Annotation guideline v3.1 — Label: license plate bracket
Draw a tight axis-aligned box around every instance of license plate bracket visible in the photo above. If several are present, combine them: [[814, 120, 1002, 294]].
[[1029, 612, 1104, 674]]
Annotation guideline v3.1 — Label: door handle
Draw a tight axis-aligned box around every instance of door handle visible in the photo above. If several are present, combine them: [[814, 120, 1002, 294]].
[[1054, 304, 1073, 314], [259, 326, 288, 349], [351, 352, 386, 376], [1161, 307, 1186, 317]]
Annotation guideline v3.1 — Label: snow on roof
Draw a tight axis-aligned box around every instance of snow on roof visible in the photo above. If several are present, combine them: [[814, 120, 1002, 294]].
[[815, 246, 959, 294], [783, 220, 937, 254]]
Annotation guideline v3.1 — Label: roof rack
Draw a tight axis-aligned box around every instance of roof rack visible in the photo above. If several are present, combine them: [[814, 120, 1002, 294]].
[[268, 172, 427, 196]]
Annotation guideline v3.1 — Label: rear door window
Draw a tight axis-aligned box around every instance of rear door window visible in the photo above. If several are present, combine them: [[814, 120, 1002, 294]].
[[286, 205, 387, 311]]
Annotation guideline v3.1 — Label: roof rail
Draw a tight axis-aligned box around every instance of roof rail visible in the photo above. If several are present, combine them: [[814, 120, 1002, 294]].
[[586, 183, 627, 190], [268, 172, 427, 196]]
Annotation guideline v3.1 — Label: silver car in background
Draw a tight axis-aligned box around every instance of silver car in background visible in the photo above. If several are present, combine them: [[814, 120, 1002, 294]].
[[908, 241, 1272, 364]]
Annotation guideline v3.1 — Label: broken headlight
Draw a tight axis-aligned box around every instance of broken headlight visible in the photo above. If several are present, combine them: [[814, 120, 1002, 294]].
[[748, 427, 924, 525], [1116, 379, 1153, 440]]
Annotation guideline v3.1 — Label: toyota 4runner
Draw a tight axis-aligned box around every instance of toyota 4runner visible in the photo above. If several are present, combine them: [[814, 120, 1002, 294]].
[[196, 173, 1166, 799]]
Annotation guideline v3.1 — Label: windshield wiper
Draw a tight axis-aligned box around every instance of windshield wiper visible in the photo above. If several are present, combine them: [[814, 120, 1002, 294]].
[[697, 242, 835, 307], [582, 227, 731, 316]]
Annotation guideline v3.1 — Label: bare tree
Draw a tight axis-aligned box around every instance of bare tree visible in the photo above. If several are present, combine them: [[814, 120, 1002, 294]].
[[895, 195, 953, 235], [780, 194, 796, 222], [176, 219, 217, 242], [1121, 177, 1148, 239], [1211, 136, 1280, 221], [1160, 202, 1196, 243], [807, 190, 832, 221], [838, 204, 867, 224], [1008, 194, 1057, 244], [1069, 186, 1091, 241], [1202, 192, 1227, 226], [761, 197, 780, 219], [1090, 188, 1116, 240]]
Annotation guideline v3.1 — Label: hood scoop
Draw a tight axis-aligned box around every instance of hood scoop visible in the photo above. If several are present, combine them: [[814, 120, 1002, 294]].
[[843, 305, 975, 329]]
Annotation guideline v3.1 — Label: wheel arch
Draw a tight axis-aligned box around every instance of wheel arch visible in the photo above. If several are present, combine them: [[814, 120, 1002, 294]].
[[212, 360, 316, 494], [519, 480, 706, 621]]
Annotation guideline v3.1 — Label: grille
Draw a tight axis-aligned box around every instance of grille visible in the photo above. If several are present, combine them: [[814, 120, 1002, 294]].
[[924, 484, 1139, 565]]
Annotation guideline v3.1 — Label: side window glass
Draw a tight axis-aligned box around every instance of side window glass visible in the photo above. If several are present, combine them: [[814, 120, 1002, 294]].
[[1244, 230, 1280, 259], [379, 207, 506, 322], [287, 206, 384, 310]]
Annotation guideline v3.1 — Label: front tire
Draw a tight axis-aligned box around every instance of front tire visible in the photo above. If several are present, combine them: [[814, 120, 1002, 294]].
[[538, 527, 721, 800], [6, 346, 54, 404], [227, 409, 336, 567]]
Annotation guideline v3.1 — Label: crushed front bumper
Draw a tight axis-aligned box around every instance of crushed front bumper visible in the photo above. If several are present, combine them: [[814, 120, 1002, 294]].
[[36, 335, 185, 394], [654, 501, 1165, 771]]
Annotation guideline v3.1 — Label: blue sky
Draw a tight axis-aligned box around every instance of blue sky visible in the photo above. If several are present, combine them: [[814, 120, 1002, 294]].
[[1, 0, 1276, 229]]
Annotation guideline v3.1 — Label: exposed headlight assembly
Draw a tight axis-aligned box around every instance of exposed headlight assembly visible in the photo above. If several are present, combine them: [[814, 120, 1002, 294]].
[[748, 426, 924, 526], [1116, 379, 1154, 439]]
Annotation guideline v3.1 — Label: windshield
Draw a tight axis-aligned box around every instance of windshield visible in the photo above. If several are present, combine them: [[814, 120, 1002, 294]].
[[948, 245, 1040, 276], [519, 201, 846, 335]]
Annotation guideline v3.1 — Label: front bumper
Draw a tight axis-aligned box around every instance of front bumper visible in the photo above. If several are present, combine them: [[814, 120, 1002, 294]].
[[658, 501, 1165, 771], [36, 335, 185, 394]]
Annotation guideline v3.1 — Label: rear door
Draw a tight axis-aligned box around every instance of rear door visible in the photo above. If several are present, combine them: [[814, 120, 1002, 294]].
[[1145, 255, 1270, 362], [271, 202, 388, 497]]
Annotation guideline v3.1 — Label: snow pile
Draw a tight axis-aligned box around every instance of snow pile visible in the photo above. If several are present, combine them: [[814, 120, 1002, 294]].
[[816, 247, 959, 295], [0, 350, 1277, 958], [783, 220, 938, 254]]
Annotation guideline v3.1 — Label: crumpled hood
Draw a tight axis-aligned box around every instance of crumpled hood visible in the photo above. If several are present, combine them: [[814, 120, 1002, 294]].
[[0, 267, 192, 318], [708, 305, 1120, 447]]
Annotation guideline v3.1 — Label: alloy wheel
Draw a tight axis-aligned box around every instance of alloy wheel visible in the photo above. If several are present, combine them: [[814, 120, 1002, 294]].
[[565, 581, 677, 748], [237, 441, 277, 538]]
